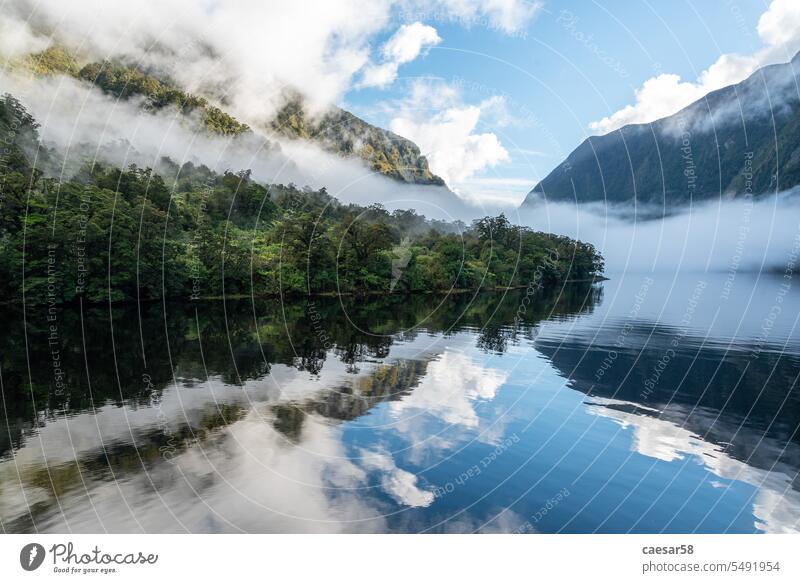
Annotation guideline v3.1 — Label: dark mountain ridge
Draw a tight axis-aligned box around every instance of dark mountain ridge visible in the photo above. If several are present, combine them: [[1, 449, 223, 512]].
[[523, 51, 800, 208]]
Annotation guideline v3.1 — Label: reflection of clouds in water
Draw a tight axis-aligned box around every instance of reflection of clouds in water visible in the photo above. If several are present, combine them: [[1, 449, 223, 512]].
[[389, 351, 508, 428], [2, 359, 357, 469], [0, 345, 506, 530], [2, 411, 385, 533], [436, 508, 527, 534], [0, 356, 395, 531], [587, 397, 800, 533], [382, 350, 511, 465], [0, 338, 454, 530], [358, 447, 434, 508], [752, 487, 800, 534]]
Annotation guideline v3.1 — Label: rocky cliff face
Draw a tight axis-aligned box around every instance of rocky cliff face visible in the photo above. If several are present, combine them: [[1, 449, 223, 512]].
[[271, 95, 444, 186]]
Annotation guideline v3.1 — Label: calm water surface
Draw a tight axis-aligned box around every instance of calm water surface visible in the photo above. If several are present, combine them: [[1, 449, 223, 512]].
[[1, 273, 799, 533]]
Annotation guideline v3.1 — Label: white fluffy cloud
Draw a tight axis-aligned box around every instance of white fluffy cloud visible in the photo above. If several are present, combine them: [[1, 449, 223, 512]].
[[383, 22, 441, 63], [434, 0, 543, 35], [388, 351, 508, 428], [0, 13, 48, 57], [2, 0, 536, 119], [359, 22, 441, 88], [359, 447, 434, 507], [389, 80, 511, 185], [590, 0, 800, 133], [0, 0, 536, 209]]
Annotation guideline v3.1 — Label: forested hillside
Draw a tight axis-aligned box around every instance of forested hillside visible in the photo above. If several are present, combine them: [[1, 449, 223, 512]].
[[0, 95, 603, 305], [271, 94, 444, 185], [24, 46, 444, 185]]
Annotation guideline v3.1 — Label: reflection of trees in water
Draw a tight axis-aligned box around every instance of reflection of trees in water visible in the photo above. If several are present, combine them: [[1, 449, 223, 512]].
[[0, 286, 598, 531], [0, 284, 597, 458], [3, 402, 247, 533], [476, 283, 602, 354]]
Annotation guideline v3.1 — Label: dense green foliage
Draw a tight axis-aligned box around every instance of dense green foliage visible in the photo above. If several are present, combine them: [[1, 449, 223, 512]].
[[0, 95, 602, 305], [24, 45, 80, 76], [523, 51, 800, 207], [272, 95, 445, 185], [27, 46, 250, 136]]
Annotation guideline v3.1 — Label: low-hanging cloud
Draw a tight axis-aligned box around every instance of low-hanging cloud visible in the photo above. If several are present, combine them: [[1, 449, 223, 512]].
[[518, 193, 800, 274], [3, 0, 540, 121], [0, 70, 495, 220]]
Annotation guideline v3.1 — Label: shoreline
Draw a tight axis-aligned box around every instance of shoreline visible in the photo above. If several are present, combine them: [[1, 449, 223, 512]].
[[2, 277, 607, 308]]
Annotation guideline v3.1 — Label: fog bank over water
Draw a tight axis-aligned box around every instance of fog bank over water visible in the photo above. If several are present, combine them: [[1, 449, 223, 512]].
[[518, 192, 800, 274]]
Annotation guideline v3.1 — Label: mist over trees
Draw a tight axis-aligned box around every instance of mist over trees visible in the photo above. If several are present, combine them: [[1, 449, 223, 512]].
[[0, 95, 603, 305]]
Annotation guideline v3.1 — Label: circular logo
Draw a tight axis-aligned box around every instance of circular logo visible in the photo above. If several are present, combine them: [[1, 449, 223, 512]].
[[19, 543, 46, 571]]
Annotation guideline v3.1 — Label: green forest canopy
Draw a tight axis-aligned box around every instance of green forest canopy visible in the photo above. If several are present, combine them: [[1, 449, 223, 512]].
[[0, 94, 603, 305]]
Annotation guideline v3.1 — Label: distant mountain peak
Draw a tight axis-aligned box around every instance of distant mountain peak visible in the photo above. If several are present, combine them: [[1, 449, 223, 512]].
[[522, 52, 800, 209], [270, 92, 444, 186]]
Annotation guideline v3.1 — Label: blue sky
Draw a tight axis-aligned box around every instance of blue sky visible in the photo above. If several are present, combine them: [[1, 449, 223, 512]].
[[342, 0, 793, 207]]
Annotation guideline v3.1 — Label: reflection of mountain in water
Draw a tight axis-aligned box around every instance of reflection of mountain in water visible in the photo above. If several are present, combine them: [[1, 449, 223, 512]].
[[536, 320, 800, 472], [0, 285, 598, 531], [3, 276, 799, 533], [272, 359, 430, 441], [535, 313, 800, 532]]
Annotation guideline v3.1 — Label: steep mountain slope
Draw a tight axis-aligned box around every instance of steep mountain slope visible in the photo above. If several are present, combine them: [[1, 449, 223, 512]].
[[523, 51, 800, 207], [271, 96, 444, 185], [23, 47, 250, 137], [23, 47, 443, 185]]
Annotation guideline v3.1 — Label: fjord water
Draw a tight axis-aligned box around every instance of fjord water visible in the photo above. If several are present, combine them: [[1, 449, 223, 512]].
[[1, 273, 798, 533]]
